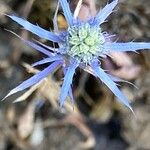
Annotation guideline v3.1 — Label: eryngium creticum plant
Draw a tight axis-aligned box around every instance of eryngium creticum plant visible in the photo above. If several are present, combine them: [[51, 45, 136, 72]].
[[3, 0, 150, 113]]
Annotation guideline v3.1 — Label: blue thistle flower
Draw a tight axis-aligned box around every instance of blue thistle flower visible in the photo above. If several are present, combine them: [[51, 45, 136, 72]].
[[3, 0, 150, 112]]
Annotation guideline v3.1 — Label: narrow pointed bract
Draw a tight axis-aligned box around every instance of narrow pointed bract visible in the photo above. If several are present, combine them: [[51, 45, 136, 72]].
[[3, 61, 61, 100], [94, 0, 118, 25], [91, 62, 133, 111], [59, 60, 79, 106], [4, 0, 150, 112], [59, 0, 73, 26], [105, 42, 150, 52], [6, 30, 54, 56], [7, 15, 62, 42], [32, 55, 63, 67], [26, 41, 54, 56]]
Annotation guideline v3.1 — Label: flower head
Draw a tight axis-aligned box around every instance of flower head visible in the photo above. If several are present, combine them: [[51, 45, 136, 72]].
[[4, 0, 150, 112], [65, 23, 105, 63]]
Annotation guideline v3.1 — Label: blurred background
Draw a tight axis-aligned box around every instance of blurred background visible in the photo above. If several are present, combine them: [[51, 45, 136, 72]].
[[0, 0, 150, 149]]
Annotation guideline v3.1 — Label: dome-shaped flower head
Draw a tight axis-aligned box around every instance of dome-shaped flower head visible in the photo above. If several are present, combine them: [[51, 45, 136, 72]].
[[4, 0, 150, 112]]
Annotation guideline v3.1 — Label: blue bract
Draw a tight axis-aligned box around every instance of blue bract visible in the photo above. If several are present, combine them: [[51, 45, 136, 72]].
[[4, 0, 150, 112]]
